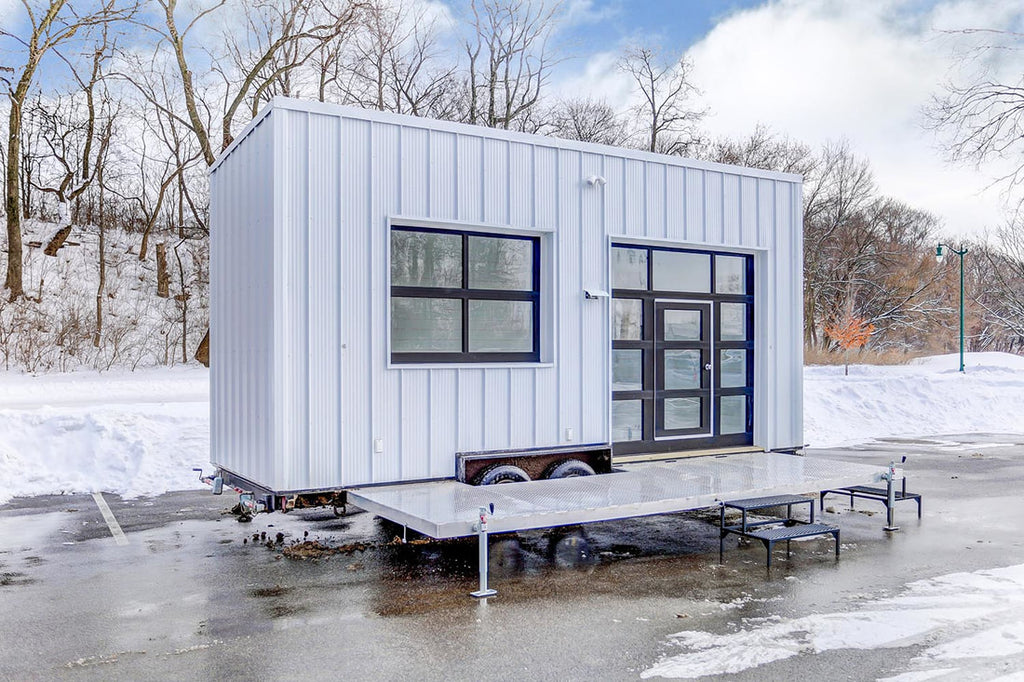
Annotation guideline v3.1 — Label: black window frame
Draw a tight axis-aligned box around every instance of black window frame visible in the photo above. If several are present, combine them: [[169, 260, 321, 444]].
[[390, 225, 541, 364]]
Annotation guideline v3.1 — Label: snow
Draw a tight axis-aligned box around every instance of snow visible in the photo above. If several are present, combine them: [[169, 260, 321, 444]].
[[805, 352, 1024, 448], [0, 352, 1021, 503], [643, 563, 1024, 679], [0, 367, 209, 504]]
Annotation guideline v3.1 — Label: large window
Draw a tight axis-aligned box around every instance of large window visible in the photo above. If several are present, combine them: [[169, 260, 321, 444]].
[[390, 226, 541, 363]]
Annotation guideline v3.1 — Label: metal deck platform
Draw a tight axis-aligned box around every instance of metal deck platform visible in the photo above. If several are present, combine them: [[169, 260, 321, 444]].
[[349, 452, 886, 539]]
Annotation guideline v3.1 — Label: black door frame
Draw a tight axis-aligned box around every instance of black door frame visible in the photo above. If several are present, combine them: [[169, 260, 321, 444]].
[[611, 244, 754, 456]]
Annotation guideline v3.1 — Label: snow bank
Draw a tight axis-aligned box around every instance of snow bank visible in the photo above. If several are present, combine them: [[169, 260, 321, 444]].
[[805, 352, 1024, 448], [643, 563, 1024, 679], [0, 367, 208, 504]]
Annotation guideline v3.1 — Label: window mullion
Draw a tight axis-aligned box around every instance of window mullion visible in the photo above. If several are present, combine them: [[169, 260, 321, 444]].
[[462, 233, 469, 352]]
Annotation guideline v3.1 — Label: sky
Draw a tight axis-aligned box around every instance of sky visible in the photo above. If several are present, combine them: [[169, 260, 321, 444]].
[[546, 0, 1024, 240]]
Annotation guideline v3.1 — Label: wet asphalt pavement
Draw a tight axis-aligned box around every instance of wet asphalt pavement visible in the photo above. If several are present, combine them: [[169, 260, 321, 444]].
[[2, 434, 1024, 681]]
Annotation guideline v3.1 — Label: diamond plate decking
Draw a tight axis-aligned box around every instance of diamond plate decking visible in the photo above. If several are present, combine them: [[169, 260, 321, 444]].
[[348, 452, 886, 539]]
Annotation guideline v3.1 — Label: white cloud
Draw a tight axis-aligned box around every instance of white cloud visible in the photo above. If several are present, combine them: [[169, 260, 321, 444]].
[[403, 0, 456, 32], [551, 49, 634, 104], [684, 0, 1022, 237], [562, 0, 620, 26]]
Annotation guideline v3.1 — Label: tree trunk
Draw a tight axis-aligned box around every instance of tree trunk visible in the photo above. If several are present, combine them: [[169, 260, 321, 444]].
[[173, 241, 190, 364], [5, 98, 24, 300], [195, 328, 210, 367], [156, 242, 170, 298], [94, 191, 105, 348], [139, 221, 152, 261], [43, 224, 73, 256], [165, 0, 216, 166]]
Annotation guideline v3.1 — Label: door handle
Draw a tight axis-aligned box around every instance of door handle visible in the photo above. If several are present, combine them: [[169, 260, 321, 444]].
[[704, 363, 713, 371]]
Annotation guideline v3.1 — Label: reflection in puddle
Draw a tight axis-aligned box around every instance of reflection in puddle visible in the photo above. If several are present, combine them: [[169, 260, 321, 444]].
[[0, 512, 72, 551], [548, 529, 597, 569]]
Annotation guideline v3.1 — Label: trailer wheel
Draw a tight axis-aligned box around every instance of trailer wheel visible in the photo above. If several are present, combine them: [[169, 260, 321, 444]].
[[543, 459, 596, 479], [475, 464, 531, 485]]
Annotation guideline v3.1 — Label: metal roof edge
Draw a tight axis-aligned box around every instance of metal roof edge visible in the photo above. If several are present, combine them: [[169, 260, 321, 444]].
[[209, 101, 277, 174], [221, 96, 804, 184]]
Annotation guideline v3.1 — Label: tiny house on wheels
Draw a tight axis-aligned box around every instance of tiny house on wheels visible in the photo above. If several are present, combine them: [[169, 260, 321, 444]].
[[208, 97, 806, 514]]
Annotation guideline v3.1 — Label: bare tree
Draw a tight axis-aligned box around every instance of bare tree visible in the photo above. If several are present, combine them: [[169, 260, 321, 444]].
[[802, 143, 876, 347], [148, 0, 221, 166], [107, 94, 200, 262], [215, 0, 363, 148], [926, 29, 1024, 208], [704, 124, 817, 176], [92, 107, 115, 347], [544, 96, 629, 146], [462, 0, 562, 129], [798, 141, 948, 352], [16, 97, 47, 220], [337, 0, 458, 118], [141, 0, 355, 160], [30, 25, 114, 257], [1, 0, 133, 301], [618, 45, 705, 155], [846, 199, 944, 347], [974, 219, 1024, 349], [134, 0, 361, 365]]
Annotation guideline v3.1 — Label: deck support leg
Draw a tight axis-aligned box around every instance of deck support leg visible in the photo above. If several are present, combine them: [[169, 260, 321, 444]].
[[719, 505, 728, 564], [471, 506, 497, 599]]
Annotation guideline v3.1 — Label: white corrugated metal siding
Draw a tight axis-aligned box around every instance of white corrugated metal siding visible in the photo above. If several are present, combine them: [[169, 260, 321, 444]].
[[210, 97, 804, 492], [209, 114, 276, 488]]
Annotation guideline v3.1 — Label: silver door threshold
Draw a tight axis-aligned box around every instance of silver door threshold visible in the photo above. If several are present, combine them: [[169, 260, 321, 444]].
[[348, 452, 885, 539]]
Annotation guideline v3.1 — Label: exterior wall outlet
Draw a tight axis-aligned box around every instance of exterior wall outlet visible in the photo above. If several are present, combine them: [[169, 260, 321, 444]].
[[565, 427, 574, 442], [373, 438, 384, 453]]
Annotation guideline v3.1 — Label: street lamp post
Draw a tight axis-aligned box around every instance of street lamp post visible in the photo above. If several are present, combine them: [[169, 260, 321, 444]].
[[935, 243, 968, 373]]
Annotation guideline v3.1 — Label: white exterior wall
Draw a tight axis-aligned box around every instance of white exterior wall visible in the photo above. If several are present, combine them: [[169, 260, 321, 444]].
[[209, 114, 277, 489], [210, 98, 803, 492]]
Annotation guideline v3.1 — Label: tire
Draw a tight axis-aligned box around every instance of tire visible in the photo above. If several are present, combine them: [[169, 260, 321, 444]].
[[474, 464, 531, 485], [543, 459, 596, 479], [547, 529, 595, 568]]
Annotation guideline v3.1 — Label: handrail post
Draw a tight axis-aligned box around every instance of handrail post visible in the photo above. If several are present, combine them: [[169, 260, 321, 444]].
[[883, 460, 900, 532]]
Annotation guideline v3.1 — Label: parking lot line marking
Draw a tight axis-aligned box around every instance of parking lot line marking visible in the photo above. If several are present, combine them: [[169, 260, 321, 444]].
[[92, 493, 129, 546]]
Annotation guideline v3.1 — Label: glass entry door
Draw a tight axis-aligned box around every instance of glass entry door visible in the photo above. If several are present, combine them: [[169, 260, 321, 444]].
[[655, 302, 712, 438]]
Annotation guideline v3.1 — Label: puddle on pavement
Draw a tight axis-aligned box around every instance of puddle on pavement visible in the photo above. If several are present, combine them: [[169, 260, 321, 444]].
[[0, 511, 75, 552]]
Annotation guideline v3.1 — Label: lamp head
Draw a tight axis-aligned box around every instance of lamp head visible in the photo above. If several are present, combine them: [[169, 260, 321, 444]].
[[935, 244, 945, 263]]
